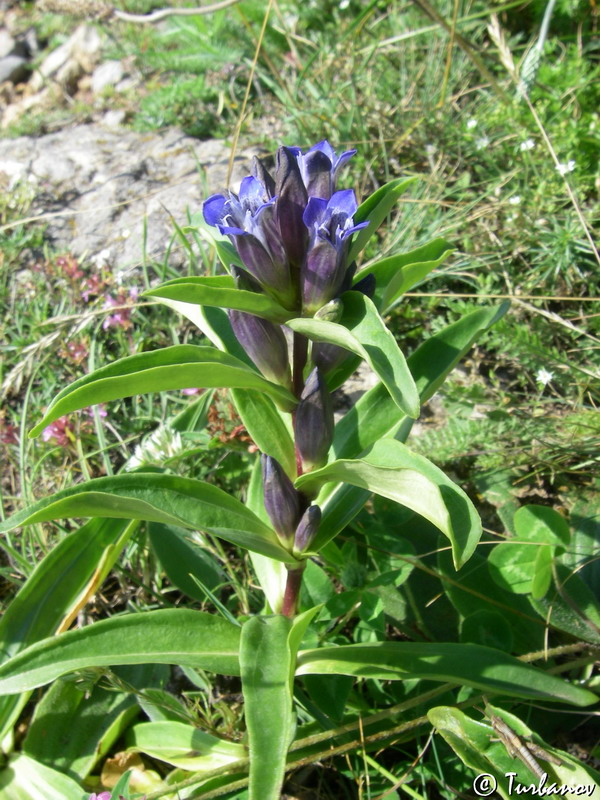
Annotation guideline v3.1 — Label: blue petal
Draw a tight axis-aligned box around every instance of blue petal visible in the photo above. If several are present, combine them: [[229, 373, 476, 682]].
[[333, 148, 356, 176], [327, 188, 358, 218], [217, 224, 246, 237], [239, 175, 268, 212], [309, 140, 336, 163], [340, 220, 369, 240], [303, 196, 328, 230], [203, 194, 227, 227]]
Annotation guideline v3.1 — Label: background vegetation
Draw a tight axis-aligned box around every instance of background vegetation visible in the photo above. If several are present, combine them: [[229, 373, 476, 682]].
[[1, 0, 599, 797]]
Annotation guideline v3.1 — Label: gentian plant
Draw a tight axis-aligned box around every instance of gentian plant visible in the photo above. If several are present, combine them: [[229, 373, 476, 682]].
[[0, 142, 596, 799]]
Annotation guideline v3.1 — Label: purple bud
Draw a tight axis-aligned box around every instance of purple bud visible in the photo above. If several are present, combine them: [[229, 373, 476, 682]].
[[302, 149, 333, 199], [252, 155, 276, 199], [352, 272, 376, 298], [275, 146, 309, 268], [294, 367, 334, 471], [228, 310, 291, 388], [301, 238, 345, 314], [311, 341, 349, 374], [294, 504, 321, 553], [262, 454, 301, 543]]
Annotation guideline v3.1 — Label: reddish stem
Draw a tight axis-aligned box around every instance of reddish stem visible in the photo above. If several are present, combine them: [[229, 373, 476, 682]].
[[281, 566, 305, 618]]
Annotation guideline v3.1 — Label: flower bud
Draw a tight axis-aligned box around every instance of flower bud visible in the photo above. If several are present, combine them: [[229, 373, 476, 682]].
[[251, 155, 276, 199], [262, 454, 301, 543], [294, 504, 321, 553], [294, 367, 334, 471], [311, 341, 349, 374], [314, 298, 343, 322], [228, 310, 291, 388], [302, 238, 345, 314], [301, 149, 333, 199], [275, 146, 308, 268]]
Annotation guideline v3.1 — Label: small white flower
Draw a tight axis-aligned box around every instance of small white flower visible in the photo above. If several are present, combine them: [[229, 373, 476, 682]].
[[91, 248, 112, 270], [508, 195, 521, 205], [475, 136, 490, 151], [519, 139, 535, 152], [339, 0, 350, 8], [555, 160, 575, 176], [466, 118, 478, 129], [536, 368, 554, 386], [126, 425, 184, 469], [425, 143, 436, 155]]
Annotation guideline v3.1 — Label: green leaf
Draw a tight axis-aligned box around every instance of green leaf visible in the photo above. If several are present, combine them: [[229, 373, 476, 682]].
[[287, 292, 419, 419], [331, 303, 510, 461], [30, 345, 295, 438], [354, 238, 454, 312], [429, 705, 600, 799], [314, 304, 510, 551], [148, 522, 225, 600], [23, 664, 164, 780], [0, 517, 133, 742], [460, 609, 513, 652], [144, 276, 292, 323], [0, 609, 241, 694], [0, 473, 297, 564], [240, 616, 295, 800], [488, 506, 569, 598], [0, 754, 85, 800], [231, 388, 296, 478], [296, 642, 597, 705], [128, 720, 245, 770], [297, 439, 481, 569], [530, 563, 600, 644], [349, 177, 418, 263]]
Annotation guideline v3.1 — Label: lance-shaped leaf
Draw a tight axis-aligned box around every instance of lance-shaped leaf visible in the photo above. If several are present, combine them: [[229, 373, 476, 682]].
[[0, 473, 298, 564], [332, 303, 511, 461], [0, 754, 85, 800], [0, 609, 242, 694], [240, 616, 295, 800], [128, 720, 245, 771], [348, 176, 418, 263], [429, 706, 600, 799], [296, 642, 597, 706], [231, 389, 296, 479], [0, 516, 133, 744], [287, 291, 419, 419], [30, 344, 296, 438], [313, 304, 510, 552], [143, 276, 292, 323], [296, 439, 481, 568], [354, 238, 454, 312]]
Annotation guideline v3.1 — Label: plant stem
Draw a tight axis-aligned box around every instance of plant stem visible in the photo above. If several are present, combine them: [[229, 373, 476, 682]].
[[282, 564, 305, 618], [292, 331, 308, 398]]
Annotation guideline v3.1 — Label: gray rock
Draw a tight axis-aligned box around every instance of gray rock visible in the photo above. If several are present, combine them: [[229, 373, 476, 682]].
[[29, 24, 102, 91], [0, 124, 256, 271], [0, 54, 27, 84], [92, 60, 124, 94], [0, 29, 15, 59]]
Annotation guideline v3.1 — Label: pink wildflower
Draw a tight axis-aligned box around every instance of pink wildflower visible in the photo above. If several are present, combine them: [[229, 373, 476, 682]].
[[42, 417, 73, 446], [182, 387, 201, 396]]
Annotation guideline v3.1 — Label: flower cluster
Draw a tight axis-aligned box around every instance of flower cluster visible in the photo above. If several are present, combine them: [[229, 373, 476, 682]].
[[203, 141, 374, 557]]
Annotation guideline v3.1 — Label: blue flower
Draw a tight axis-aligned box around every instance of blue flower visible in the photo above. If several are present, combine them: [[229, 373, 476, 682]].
[[295, 140, 356, 199], [301, 189, 368, 313], [203, 176, 295, 307]]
